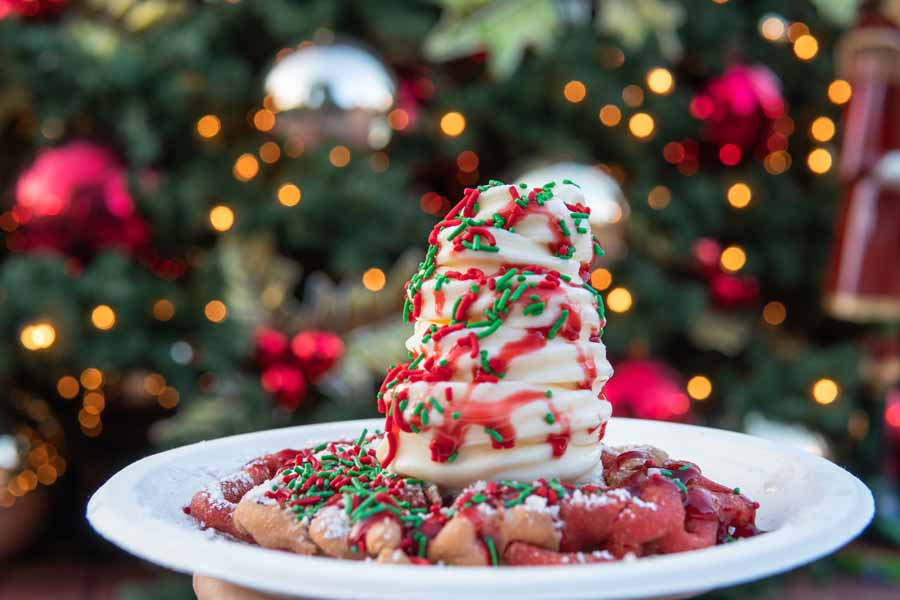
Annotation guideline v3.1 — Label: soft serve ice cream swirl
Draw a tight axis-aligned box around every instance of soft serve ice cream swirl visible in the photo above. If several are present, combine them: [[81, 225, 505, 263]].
[[376, 180, 613, 488]]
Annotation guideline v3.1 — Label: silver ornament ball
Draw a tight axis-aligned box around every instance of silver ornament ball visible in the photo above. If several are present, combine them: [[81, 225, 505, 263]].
[[264, 41, 396, 150]]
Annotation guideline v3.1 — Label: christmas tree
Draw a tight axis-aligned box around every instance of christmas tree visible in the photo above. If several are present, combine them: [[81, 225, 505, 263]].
[[1, 0, 898, 597]]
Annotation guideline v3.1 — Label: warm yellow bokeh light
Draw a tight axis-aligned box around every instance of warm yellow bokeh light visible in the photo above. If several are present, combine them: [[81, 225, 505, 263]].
[[91, 305, 116, 330], [598, 104, 622, 126], [196, 115, 221, 138], [763, 301, 787, 325], [807, 148, 832, 174], [252, 109, 276, 132], [259, 141, 281, 164], [812, 378, 840, 405], [793, 34, 818, 60], [144, 373, 166, 396], [387, 108, 410, 130], [727, 183, 752, 208], [687, 375, 712, 400], [810, 117, 835, 142], [563, 80, 587, 103], [760, 16, 786, 41], [80, 368, 103, 390], [158, 387, 180, 409], [607, 287, 633, 313], [20, 322, 57, 351], [329, 145, 351, 167], [764, 150, 792, 175], [628, 113, 655, 139], [720, 245, 747, 272], [205, 300, 227, 323], [647, 185, 671, 209], [362, 268, 386, 292], [828, 79, 852, 104], [57, 376, 79, 399], [277, 183, 302, 207], [590, 268, 613, 291], [233, 153, 260, 181], [209, 205, 235, 232], [440, 111, 466, 137], [152, 299, 175, 321], [646, 68, 674, 95]]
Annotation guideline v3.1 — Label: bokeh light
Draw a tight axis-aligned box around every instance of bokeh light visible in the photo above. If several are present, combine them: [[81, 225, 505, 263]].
[[763, 301, 786, 325], [563, 80, 587, 103], [607, 287, 633, 313], [277, 183, 302, 207], [628, 113, 655, 139], [153, 299, 175, 321], [252, 108, 276, 132], [807, 148, 832, 174], [329, 145, 351, 167], [720, 245, 746, 272], [233, 153, 260, 181], [209, 205, 235, 232], [687, 375, 712, 400], [259, 141, 281, 164], [196, 115, 221, 138], [204, 300, 227, 323], [91, 305, 116, 330], [727, 183, 752, 208], [812, 378, 839, 405], [590, 268, 612, 291], [20, 322, 56, 351], [362, 268, 386, 292], [598, 105, 622, 127], [57, 376, 79, 399], [646, 68, 674, 95], [810, 117, 835, 142], [440, 111, 466, 136], [828, 80, 852, 104], [80, 368, 103, 390], [647, 185, 671, 209]]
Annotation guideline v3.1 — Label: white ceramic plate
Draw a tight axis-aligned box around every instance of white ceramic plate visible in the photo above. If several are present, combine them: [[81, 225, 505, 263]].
[[87, 418, 873, 600]]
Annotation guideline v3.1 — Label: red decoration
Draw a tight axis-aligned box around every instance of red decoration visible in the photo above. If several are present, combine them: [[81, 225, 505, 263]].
[[603, 360, 691, 422], [253, 327, 344, 410], [0, 0, 66, 19], [9, 142, 151, 259], [691, 64, 784, 154], [710, 273, 759, 308], [823, 10, 900, 322]]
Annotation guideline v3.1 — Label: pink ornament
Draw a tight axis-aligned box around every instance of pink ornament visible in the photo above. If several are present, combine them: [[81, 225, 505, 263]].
[[604, 360, 691, 422], [10, 142, 150, 258], [254, 327, 290, 366], [692, 64, 784, 152], [0, 0, 66, 19], [291, 331, 345, 383], [261, 363, 308, 411], [710, 273, 759, 308]]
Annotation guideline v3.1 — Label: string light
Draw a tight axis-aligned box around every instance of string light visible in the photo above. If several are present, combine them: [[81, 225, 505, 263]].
[[204, 300, 227, 323], [687, 375, 712, 400], [793, 34, 818, 60], [57, 376, 79, 399], [590, 268, 612, 291], [19, 321, 56, 351], [759, 15, 786, 41], [810, 117, 835, 142], [646, 68, 674, 95], [80, 368, 103, 390], [78, 409, 100, 430], [828, 80, 852, 104], [91, 305, 116, 330], [812, 378, 839, 405], [252, 108, 276, 132], [152, 299, 175, 321], [807, 148, 832, 174], [719, 144, 742, 166], [440, 111, 466, 136], [787, 22, 810, 42], [457, 150, 479, 173], [233, 153, 259, 181], [158, 387, 180, 409], [607, 287, 633, 313], [622, 85, 644, 107], [764, 151, 792, 174], [628, 113, 655, 139], [563, 80, 587, 103], [720, 245, 746, 272], [762, 301, 786, 325], [647, 185, 671, 209], [598, 105, 621, 126], [362, 268, 386, 292], [196, 115, 221, 138], [144, 373, 166, 396], [727, 183, 752, 208], [329, 145, 351, 167], [277, 183, 302, 207], [83, 392, 105, 414], [259, 141, 281, 164], [209, 205, 235, 232], [388, 108, 410, 130]]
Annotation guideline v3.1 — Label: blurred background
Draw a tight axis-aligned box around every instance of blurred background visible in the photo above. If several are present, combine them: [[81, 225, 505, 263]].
[[0, 0, 899, 598]]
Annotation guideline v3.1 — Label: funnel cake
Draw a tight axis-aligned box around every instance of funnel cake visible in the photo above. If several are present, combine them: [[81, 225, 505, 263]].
[[187, 179, 761, 566]]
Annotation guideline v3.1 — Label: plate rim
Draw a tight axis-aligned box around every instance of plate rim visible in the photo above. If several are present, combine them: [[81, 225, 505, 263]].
[[87, 418, 874, 600]]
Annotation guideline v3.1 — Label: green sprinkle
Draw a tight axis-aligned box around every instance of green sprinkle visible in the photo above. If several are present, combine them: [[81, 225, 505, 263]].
[[452, 412, 461, 419], [409, 353, 424, 370], [429, 397, 444, 413], [504, 486, 535, 507], [410, 423, 421, 433], [466, 320, 492, 328], [558, 218, 571, 237], [678, 465, 691, 472], [420, 411, 429, 426], [475, 319, 503, 339], [570, 211, 590, 219], [559, 274, 571, 282], [471, 493, 487, 503], [733, 487, 741, 494], [496, 288, 511, 311], [271, 485, 278, 491], [447, 222, 468, 241], [484, 535, 499, 566], [674, 479, 688, 494], [515, 198, 528, 208], [523, 302, 545, 316], [660, 469, 674, 477], [484, 427, 503, 443], [545, 412, 555, 424], [448, 452, 458, 463], [399, 399, 408, 412], [495, 268, 518, 290], [545, 390, 552, 397], [313, 443, 328, 452], [547, 309, 570, 339], [549, 480, 567, 497], [509, 283, 528, 303], [530, 294, 541, 301], [415, 532, 428, 557], [438, 359, 449, 366]]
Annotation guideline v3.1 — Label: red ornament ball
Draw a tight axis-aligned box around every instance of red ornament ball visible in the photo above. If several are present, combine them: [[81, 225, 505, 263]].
[[291, 331, 345, 383], [254, 327, 290, 366], [603, 360, 691, 422], [0, 0, 66, 19], [9, 142, 150, 258], [691, 64, 784, 152], [261, 363, 308, 411], [710, 273, 759, 308]]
